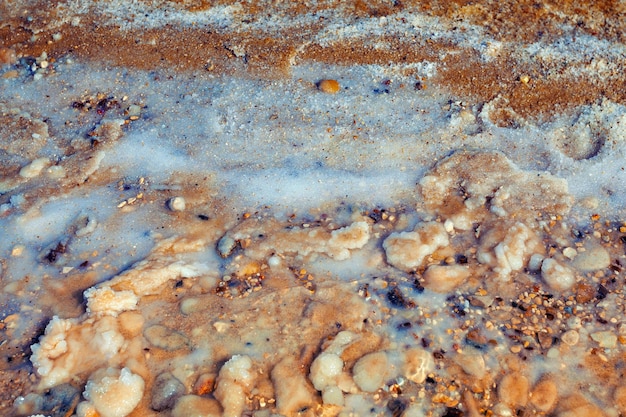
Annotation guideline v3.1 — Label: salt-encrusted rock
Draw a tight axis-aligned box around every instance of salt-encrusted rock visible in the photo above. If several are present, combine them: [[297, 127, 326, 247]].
[[573, 245, 610, 271], [271, 357, 318, 415], [214, 355, 255, 417], [423, 264, 470, 293], [83, 367, 144, 417], [530, 377, 558, 412], [31, 316, 126, 389], [498, 372, 529, 407], [402, 348, 433, 384], [352, 351, 390, 392], [477, 222, 541, 280], [171, 395, 221, 417], [19, 157, 50, 178], [85, 286, 138, 317], [541, 258, 575, 291], [309, 352, 344, 391], [383, 222, 449, 271]]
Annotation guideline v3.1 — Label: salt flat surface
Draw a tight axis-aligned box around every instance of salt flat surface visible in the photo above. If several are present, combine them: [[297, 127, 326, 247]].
[[3, 33, 626, 417]]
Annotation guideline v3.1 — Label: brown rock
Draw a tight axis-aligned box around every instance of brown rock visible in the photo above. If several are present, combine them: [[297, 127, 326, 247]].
[[498, 372, 529, 407], [530, 377, 558, 412], [575, 281, 595, 303]]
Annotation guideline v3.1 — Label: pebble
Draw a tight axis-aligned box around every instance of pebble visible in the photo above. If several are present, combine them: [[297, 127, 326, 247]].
[[561, 330, 579, 346], [37, 383, 80, 417], [317, 79, 340, 94], [167, 196, 186, 212], [352, 351, 389, 392], [497, 372, 529, 407], [151, 372, 186, 411]]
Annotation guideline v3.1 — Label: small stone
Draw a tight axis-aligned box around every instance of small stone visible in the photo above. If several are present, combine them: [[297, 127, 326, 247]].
[[423, 264, 470, 293], [352, 351, 389, 392], [575, 282, 595, 303], [167, 197, 186, 212], [519, 74, 530, 84], [317, 79, 340, 94], [537, 332, 553, 349], [561, 330, 579, 346], [562, 247, 577, 260], [454, 351, 486, 378]]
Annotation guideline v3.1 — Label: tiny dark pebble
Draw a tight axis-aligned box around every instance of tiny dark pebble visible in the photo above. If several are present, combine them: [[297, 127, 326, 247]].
[[442, 407, 464, 417], [197, 214, 210, 221], [40, 383, 80, 417], [597, 284, 609, 299], [387, 398, 408, 417], [151, 372, 185, 411]]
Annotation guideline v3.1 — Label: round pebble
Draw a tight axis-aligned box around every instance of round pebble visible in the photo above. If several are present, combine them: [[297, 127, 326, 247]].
[[317, 79, 340, 94], [167, 197, 186, 212]]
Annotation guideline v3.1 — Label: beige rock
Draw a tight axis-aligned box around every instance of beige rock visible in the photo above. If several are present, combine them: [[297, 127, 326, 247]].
[[271, 357, 318, 415], [530, 378, 558, 412], [402, 348, 434, 384], [498, 372, 529, 407], [556, 394, 606, 417], [423, 264, 470, 293], [454, 351, 486, 379], [352, 351, 390, 392], [172, 395, 221, 417], [590, 331, 617, 348]]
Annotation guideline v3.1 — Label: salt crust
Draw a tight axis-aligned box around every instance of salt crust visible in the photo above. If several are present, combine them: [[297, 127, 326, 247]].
[[383, 221, 449, 271], [31, 236, 208, 389], [222, 220, 371, 261], [419, 150, 572, 228], [30, 316, 126, 389]]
